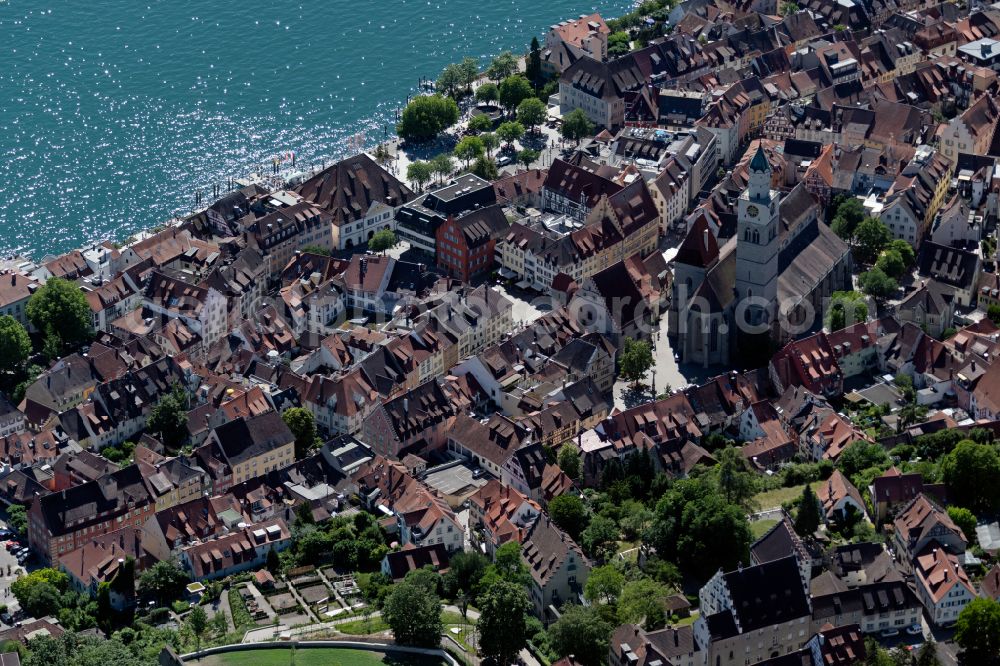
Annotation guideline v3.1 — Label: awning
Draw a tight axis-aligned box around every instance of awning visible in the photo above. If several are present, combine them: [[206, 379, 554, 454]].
[[516, 279, 532, 289], [498, 268, 516, 278]]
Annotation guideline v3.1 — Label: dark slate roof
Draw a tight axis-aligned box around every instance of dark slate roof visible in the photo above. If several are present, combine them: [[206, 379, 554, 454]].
[[750, 517, 799, 565], [454, 205, 510, 248], [212, 411, 294, 465], [544, 159, 623, 208], [724, 555, 810, 631], [917, 241, 980, 292], [37, 464, 152, 537], [295, 153, 414, 223], [382, 543, 450, 580]]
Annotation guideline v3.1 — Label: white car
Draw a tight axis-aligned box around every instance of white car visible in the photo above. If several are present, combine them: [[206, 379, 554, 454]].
[[905, 623, 923, 636]]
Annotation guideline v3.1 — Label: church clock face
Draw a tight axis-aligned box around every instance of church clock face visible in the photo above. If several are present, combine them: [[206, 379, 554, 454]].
[[747, 204, 759, 218]]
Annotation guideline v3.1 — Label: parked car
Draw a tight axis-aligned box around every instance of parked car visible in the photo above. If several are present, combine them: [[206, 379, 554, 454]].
[[0, 612, 11, 625], [880, 628, 900, 638], [906, 624, 923, 636], [496, 156, 512, 167]]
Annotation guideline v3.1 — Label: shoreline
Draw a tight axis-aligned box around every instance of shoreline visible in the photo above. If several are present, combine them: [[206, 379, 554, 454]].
[[4, 4, 630, 265]]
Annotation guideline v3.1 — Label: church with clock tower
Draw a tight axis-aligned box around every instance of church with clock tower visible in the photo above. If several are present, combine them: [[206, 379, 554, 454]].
[[669, 144, 853, 367], [735, 147, 781, 327]]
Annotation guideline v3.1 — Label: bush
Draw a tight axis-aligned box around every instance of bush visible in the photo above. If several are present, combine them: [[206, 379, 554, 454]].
[[148, 607, 170, 624], [228, 588, 254, 630]]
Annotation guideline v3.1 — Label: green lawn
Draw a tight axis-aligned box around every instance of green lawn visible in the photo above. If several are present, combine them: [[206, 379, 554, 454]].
[[752, 481, 823, 510], [749, 519, 778, 539], [197, 648, 445, 666], [441, 610, 475, 626], [336, 616, 391, 635]]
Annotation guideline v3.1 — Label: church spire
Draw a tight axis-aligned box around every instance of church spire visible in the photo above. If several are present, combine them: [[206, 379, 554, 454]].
[[749, 144, 770, 173]]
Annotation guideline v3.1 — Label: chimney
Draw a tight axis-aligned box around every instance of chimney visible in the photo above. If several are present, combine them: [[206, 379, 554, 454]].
[[703, 228, 710, 252]]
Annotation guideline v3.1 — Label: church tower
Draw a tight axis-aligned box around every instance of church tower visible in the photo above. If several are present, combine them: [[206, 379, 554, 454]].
[[735, 146, 780, 326]]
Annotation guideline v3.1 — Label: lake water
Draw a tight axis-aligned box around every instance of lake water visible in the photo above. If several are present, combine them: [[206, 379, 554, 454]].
[[0, 0, 631, 257]]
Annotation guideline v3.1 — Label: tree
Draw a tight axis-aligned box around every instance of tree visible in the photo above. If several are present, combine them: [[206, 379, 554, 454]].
[[887, 239, 915, 268], [407, 160, 433, 191], [780, 1, 799, 15], [617, 578, 667, 629], [516, 98, 547, 132], [620, 338, 653, 386], [369, 229, 397, 254], [6, 504, 26, 537], [442, 550, 488, 599], [916, 640, 941, 666], [405, 567, 442, 596], [854, 217, 891, 264], [397, 94, 459, 142], [990, 304, 1000, 326], [372, 143, 392, 168], [830, 197, 866, 240], [481, 132, 500, 157], [496, 120, 525, 148], [137, 560, 190, 605], [459, 56, 479, 92], [431, 153, 455, 183], [453, 135, 485, 169], [468, 113, 493, 134], [487, 52, 518, 82], [499, 76, 533, 115], [561, 108, 595, 144], [650, 477, 753, 581], [947, 507, 978, 545], [608, 31, 632, 57], [825, 290, 869, 331], [955, 597, 1000, 663], [187, 605, 208, 653], [837, 441, 890, 484], [548, 605, 613, 666], [858, 268, 898, 301], [382, 581, 442, 647], [11, 569, 69, 619], [281, 407, 318, 459], [581, 514, 619, 561], [301, 244, 331, 256], [794, 484, 821, 536], [516, 149, 540, 170], [526, 36, 542, 85], [0, 316, 30, 377], [436, 63, 463, 99], [472, 156, 499, 181], [584, 564, 624, 605], [548, 494, 587, 540], [557, 443, 581, 480], [478, 580, 530, 666], [266, 547, 281, 574], [941, 439, 1000, 514], [26, 277, 93, 357], [716, 446, 755, 508], [875, 248, 906, 279], [146, 383, 189, 451], [475, 82, 499, 105]]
